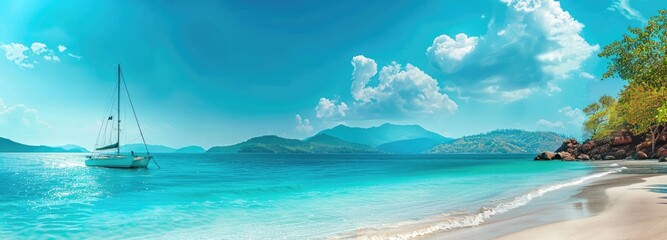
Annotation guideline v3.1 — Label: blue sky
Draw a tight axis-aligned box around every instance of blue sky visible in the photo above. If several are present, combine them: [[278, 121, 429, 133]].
[[1, 0, 666, 149]]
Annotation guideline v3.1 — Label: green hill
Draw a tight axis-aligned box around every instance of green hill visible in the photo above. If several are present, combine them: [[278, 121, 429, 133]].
[[314, 123, 452, 147], [0, 137, 77, 152], [430, 129, 566, 154], [377, 137, 445, 154], [207, 134, 379, 153], [174, 146, 206, 153]]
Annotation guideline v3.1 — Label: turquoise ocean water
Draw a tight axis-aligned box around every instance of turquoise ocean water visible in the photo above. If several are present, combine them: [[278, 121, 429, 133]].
[[0, 153, 620, 239]]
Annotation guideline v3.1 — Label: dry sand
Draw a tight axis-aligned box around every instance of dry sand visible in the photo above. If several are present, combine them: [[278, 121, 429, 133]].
[[498, 174, 667, 240]]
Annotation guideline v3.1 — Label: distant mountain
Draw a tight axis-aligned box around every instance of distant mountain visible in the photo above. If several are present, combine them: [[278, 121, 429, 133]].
[[57, 144, 89, 152], [120, 144, 176, 153], [314, 123, 452, 147], [174, 145, 206, 153], [430, 129, 566, 154], [120, 144, 206, 154], [0, 137, 77, 153], [208, 134, 379, 153], [377, 138, 445, 154]]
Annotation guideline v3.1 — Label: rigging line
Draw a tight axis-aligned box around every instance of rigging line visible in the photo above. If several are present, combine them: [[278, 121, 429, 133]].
[[95, 84, 118, 149], [120, 69, 150, 156], [121, 69, 160, 169]]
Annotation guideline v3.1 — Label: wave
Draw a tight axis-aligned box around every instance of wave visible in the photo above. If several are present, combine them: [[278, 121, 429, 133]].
[[333, 167, 626, 240]]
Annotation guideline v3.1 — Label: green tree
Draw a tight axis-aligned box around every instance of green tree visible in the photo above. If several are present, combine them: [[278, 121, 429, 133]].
[[583, 95, 616, 139], [599, 9, 667, 88], [615, 83, 667, 154]]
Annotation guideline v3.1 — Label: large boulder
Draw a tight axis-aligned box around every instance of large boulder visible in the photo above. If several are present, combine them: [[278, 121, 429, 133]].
[[613, 135, 632, 146], [577, 154, 590, 160], [581, 141, 595, 152], [534, 151, 557, 160], [556, 151, 576, 161], [635, 151, 648, 160], [613, 149, 627, 159]]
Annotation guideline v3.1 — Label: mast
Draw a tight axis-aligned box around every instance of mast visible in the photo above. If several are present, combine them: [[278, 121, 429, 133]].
[[117, 64, 121, 155]]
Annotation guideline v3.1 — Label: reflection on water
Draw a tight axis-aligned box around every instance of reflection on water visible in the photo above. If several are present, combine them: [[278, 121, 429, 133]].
[[0, 153, 593, 239]]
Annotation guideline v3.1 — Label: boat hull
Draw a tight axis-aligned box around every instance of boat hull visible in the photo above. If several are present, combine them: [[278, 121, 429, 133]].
[[85, 155, 151, 168]]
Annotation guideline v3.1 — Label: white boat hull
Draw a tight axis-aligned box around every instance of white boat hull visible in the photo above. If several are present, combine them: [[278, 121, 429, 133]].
[[85, 155, 152, 168]]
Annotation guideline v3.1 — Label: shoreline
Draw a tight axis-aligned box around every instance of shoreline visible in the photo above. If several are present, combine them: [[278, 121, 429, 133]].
[[431, 160, 667, 240]]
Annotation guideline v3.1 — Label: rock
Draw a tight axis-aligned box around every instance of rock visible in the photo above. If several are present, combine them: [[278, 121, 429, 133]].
[[659, 157, 667, 162], [613, 149, 627, 159], [556, 151, 575, 161], [592, 154, 601, 160], [604, 155, 616, 160], [635, 151, 648, 160], [613, 135, 632, 146], [581, 141, 595, 152], [576, 154, 590, 160], [635, 142, 650, 153], [534, 151, 556, 160]]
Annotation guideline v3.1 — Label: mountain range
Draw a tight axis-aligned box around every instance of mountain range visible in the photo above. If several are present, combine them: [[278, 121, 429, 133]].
[[207, 134, 379, 153], [1, 124, 568, 154], [120, 144, 206, 153], [0, 137, 84, 153], [430, 129, 566, 154]]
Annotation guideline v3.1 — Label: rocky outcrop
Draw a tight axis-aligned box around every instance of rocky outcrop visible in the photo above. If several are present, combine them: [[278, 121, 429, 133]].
[[635, 151, 648, 159], [534, 130, 667, 161], [534, 151, 556, 160]]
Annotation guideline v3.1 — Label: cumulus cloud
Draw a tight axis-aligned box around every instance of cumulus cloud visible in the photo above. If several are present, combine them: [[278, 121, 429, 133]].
[[0, 97, 49, 129], [295, 114, 313, 134], [536, 106, 585, 132], [427, 0, 599, 102], [558, 106, 586, 126], [579, 72, 595, 79], [315, 98, 348, 118], [608, 0, 646, 22], [1, 43, 33, 68], [426, 33, 479, 72], [31, 42, 47, 55], [349, 55, 457, 116], [1, 41, 75, 67], [537, 119, 565, 129]]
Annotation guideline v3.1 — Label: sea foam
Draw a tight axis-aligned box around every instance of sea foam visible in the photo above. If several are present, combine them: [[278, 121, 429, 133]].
[[336, 167, 626, 240]]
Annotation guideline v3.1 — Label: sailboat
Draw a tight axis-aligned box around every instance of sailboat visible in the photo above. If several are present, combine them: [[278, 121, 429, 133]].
[[85, 64, 153, 168]]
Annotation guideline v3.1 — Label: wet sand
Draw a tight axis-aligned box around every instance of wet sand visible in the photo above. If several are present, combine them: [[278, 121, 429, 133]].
[[431, 160, 667, 240]]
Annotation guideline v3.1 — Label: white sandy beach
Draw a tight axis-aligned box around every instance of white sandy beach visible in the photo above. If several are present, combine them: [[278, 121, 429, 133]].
[[497, 174, 667, 240]]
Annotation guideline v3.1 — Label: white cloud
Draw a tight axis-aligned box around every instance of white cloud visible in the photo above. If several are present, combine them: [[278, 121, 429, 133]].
[[58, 44, 67, 53], [68, 53, 82, 60], [0, 97, 49, 129], [31, 42, 47, 55], [537, 119, 565, 129], [315, 98, 348, 118], [426, 33, 479, 72], [427, 0, 599, 103], [350, 55, 457, 116], [295, 114, 313, 134], [608, 0, 646, 22], [545, 81, 562, 95], [557, 106, 586, 126], [1, 43, 33, 68], [44, 55, 60, 62], [579, 72, 595, 79]]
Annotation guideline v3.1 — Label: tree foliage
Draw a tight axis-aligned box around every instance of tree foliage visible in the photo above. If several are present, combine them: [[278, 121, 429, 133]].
[[583, 95, 617, 140], [599, 9, 667, 88]]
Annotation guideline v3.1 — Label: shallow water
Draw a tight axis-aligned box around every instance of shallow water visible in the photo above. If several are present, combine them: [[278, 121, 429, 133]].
[[0, 153, 601, 239]]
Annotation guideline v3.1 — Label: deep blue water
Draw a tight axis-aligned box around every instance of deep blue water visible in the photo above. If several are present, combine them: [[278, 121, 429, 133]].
[[0, 153, 603, 239]]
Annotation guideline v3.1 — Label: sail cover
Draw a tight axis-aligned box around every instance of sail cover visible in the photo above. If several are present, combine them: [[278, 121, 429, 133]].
[[96, 142, 119, 151]]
